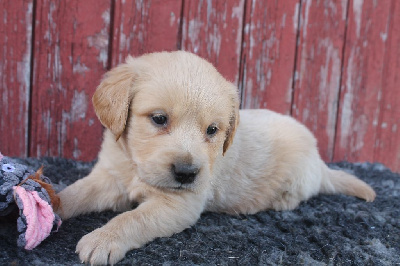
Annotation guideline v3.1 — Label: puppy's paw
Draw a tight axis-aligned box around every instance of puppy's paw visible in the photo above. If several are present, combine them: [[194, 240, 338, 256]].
[[76, 227, 128, 265]]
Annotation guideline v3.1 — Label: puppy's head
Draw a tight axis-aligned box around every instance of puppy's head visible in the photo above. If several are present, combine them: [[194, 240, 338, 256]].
[[93, 51, 239, 191]]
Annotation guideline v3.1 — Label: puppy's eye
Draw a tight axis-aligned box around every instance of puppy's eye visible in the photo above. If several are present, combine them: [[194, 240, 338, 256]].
[[151, 114, 168, 126], [206, 125, 218, 136]]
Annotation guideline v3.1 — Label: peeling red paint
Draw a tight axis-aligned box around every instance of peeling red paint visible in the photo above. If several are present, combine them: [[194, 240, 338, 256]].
[[240, 0, 299, 114], [111, 0, 182, 67], [0, 1, 33, 157], [292, 0, 347, 162], [181, 0, 245, 84], [335, 0, 400, 171], [29, 0, 109, 160], [1, 0, 400, 172]]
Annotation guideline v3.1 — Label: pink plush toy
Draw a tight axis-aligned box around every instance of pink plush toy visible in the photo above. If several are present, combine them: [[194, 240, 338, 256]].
[[0, 151, 61, 250]]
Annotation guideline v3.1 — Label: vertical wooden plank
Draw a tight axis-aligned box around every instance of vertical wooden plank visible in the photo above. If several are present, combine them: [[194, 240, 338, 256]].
[[292, 0, 348, 161], [111, 0, 182, 67], [240, 0, 299, 114], [30, 0, 110, 160], [0, 0, 33, 157], [375, 0, 400, 172], [181, 0, 245, 84], [334, 0, 393, 166]]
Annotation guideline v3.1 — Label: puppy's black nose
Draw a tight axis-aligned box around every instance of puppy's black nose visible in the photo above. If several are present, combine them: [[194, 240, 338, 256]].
[[172, 163, 200, 184]]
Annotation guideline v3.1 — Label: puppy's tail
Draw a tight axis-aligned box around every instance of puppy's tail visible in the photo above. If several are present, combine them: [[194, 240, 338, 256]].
[[321, 168, 376, 202]]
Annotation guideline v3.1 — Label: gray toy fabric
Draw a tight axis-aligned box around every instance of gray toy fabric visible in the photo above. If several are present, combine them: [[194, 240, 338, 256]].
[[0, 152, 61, 249]]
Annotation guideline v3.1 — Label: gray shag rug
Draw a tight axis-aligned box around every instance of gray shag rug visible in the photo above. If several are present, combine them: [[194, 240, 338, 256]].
[[0, 157, 399, 265]]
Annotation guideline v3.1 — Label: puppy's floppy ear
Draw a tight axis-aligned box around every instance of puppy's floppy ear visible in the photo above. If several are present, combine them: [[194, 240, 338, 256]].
[[223, 91, 240, 155], [92, 57, 136, 140]]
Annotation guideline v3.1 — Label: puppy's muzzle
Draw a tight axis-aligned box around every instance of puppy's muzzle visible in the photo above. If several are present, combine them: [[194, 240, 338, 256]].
[[172, 163, 200, 184]]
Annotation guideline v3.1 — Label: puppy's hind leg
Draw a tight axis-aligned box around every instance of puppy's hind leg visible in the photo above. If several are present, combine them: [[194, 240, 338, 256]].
[[321, 168, 376, 202], [57, 164, 130, 220]]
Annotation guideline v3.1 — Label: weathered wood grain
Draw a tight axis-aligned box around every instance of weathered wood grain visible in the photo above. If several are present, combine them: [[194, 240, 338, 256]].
[[292, 0, 348, 161], [1, 0, 399, 171], [374, 0, 400, 172], [0, 0, 33, 157], [334, 0, 400, 171], [181, 0, 245, 84], [29, 0, 111, 160], [240, 0, 299, 114], [111, 0, 182, 67]]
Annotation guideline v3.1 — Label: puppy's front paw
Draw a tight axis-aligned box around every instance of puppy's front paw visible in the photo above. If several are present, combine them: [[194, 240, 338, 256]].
[[76, 227, 129, 265]]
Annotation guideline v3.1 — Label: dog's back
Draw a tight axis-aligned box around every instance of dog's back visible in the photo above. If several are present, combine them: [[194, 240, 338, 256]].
[[207, 109, 375, 214]]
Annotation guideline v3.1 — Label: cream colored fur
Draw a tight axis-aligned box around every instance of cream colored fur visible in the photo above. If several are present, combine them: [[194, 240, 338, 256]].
[[58, 51, 376, 265]]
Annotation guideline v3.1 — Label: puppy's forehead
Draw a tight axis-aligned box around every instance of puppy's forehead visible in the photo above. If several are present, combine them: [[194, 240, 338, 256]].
[[132, 52, 235, 120]]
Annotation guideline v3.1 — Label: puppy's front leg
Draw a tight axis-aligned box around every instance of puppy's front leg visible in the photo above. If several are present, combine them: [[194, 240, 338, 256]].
[[58, 165, 129, 220], [76, 193, 205, 265]]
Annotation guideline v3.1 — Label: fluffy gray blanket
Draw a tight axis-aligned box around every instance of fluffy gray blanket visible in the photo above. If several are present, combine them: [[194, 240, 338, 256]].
[[1, 157, 399, 265]]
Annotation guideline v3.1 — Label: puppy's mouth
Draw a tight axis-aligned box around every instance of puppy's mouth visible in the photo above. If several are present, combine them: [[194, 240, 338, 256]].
[[165, 183, 194, 191], [153, 181, 198, 193], [172, 184, 184, 190]]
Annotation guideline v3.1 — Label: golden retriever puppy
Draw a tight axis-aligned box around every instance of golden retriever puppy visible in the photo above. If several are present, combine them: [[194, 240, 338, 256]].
[[58, 51, 375, 265]]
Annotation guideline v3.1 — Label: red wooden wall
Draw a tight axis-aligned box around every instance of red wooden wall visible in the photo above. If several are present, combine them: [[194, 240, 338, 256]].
[[1, 0, 399, 172]]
